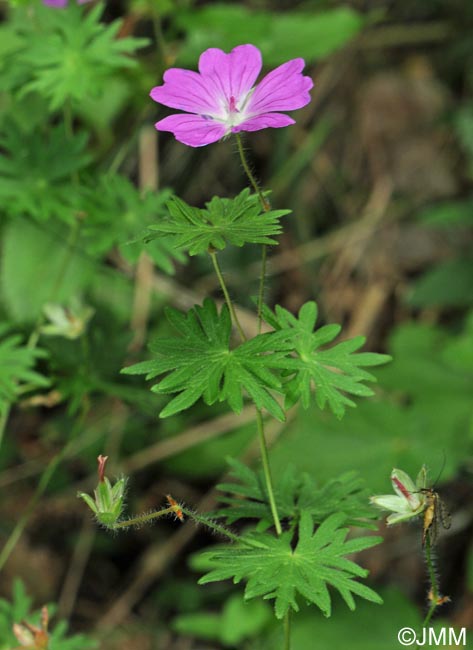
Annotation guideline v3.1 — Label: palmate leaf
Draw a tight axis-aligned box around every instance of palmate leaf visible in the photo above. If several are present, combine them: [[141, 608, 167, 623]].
[[16, 3, 148, 111], [199, 511, 382, 619], [262, 302, 391, 418], [144, 188, 290, 255], [121, 299, 292, 421], [0, 324, 50, 415], [215, 458, 376, 528]]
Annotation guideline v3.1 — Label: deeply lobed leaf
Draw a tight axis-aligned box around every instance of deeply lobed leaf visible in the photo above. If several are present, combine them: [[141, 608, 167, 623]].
[[144, 188, 290, 255], [198, 511, 382, 618], [262, 302, 391, 418], [215, 458, 376, 528], [122, 299, 292, 420], [0, 324, 50, 415], [15, 3, 148, 111]]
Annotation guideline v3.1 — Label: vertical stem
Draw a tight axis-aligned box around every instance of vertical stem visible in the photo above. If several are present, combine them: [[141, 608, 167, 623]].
[[208, 251, 282, 537], [284, 611, 291, 650], [235, 133, 269, 210], [209, 250, 247, 342], [422, 536, 440, 628], [256, 409, 282, 535], [234, 134, 270, 334], [231, 134, 289, 649], [257, 244, 268, 334]]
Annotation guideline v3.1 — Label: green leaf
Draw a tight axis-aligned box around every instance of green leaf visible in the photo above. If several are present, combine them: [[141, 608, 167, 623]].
[[122, 298, 291, 421], [144, 189, 289, 256], [263, 302, 391, 418], [0, 324, 50, 415], [215, 458, 376, 528], [16, 3, 148, 112], [198, 512, 382, 619]]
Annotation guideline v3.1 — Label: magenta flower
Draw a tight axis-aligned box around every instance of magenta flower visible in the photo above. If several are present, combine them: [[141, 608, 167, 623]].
[[42, 0, 90, 7], [150, 44, 313, 147]]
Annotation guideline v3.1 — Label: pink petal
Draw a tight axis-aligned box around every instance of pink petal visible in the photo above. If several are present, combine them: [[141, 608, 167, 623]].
[[155, 114, 227, 147], [198, 45, 262, 106], [247, 58, 313, 114], [150, 69, 220, 116], [232, 113, 295, 133]]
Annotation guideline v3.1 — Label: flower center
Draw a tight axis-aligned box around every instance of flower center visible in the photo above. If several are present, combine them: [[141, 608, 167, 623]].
[[222, 93, 253, 130]]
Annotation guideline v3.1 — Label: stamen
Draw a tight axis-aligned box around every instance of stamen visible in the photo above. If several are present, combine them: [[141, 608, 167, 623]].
[[229, 96, 238, 113]]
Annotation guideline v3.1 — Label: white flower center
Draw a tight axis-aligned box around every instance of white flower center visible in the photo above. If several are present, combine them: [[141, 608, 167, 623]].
[[206, 89, 255, 132]]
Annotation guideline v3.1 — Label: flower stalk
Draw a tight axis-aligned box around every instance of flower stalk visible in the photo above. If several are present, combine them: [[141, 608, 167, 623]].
[[234, 133, 270, 334]]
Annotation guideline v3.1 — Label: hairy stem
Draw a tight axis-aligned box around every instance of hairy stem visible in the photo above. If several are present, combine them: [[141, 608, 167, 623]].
[[234, 133, 270, 334], [209, 250, 247, 342], [256, 409, 282, 535], [422, 535, 440, 628], [235, 133, 268, 210], [181, 507, 244, 544], [113, 507, 175, 529]]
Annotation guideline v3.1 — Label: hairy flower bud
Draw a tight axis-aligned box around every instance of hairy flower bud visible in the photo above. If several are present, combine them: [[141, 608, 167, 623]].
[[78, 455, 127, 528]]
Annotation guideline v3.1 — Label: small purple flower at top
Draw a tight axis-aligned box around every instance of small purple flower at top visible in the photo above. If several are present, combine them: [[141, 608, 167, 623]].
[[150, 44, 313, 147], [42, 0, 90, 7]]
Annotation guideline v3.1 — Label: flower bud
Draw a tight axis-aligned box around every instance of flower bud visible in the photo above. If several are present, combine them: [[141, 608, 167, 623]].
[[78, 455, 127, 528]]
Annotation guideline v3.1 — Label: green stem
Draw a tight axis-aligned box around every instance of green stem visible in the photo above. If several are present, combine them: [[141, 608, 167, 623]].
[[234, 133, 270, 334], [210, 256, 283, 542], [209, 250, 246, 342], [256, 409, 282, 535], [235, 134, 268, 210], [181, 507, 244, 544], [111, 503, 262, 547], [113, 507, 175, 529], [257, 244, 268, 334], [422, 535, 440, 628], [284, 611, 291, 650]]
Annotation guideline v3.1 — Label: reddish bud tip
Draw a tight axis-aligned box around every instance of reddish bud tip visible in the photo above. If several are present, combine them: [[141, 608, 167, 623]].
[[97, 455, 109, 482]]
